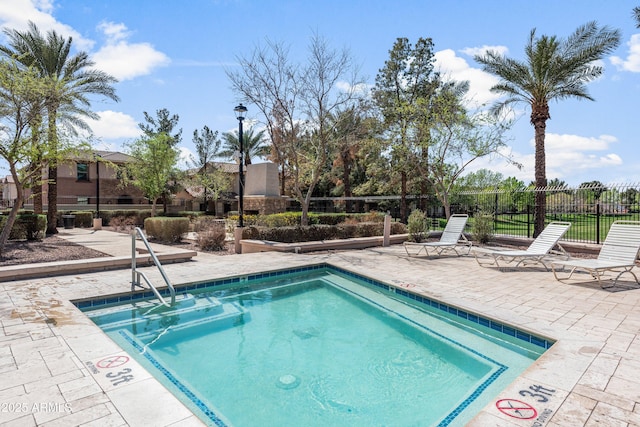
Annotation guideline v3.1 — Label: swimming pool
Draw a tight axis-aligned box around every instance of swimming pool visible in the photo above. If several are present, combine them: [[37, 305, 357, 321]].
[[78, 264, 551, 426]]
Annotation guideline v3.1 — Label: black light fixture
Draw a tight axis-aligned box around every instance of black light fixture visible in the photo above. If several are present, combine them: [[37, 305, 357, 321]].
[[234, 103, 247, 227]]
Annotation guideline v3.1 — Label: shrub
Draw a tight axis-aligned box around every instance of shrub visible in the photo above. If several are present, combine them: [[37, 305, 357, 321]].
[[144, 217, 189, 242], [101, 209, 151, 227], [0, 213, 46, 240], [241, 221, 406, 242], [472, 211, 494, 244], [70, 211, 93, 228], [194, 217, 227, 251], [407, 209, 429, 242], [109, 215, 137, 232]]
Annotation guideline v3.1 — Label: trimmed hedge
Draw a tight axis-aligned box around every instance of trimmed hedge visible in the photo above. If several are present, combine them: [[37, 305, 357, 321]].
[[241, 221, 406, 243], [228, 211, 385, 227], [144, 217, 189, 242], [0, 213, 47, 240]]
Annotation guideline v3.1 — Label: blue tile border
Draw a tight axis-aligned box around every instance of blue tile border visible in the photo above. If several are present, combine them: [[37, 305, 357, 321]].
[[74, 262, 554, 351], [325, 278, 508, 427], [119, 331, 228, 427], [326, 264, 555, 350], [75, 262, 555, 427]]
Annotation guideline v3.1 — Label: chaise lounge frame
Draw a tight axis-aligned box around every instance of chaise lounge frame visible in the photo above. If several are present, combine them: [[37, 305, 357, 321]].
[[404, 214, 471, 257], [551, 220, 640, 288], [472, 221, 572, 270]]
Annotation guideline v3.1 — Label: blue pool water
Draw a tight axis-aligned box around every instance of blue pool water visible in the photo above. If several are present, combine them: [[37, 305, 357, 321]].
[[80, 265, 550, 426]]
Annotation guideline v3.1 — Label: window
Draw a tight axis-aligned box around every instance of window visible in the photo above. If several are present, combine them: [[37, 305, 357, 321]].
[[77, 163, 89, 181], [77, 196, 88, 205]]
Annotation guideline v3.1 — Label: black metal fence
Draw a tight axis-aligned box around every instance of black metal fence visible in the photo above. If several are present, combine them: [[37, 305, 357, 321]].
[[310, 183, 640, 244]]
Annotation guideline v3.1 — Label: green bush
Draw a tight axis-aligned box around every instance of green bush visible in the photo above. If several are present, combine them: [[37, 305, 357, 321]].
[[144, 217, 189, 242], [0, 213, 47, 240], [68, 211, 93, 228], [472, 211, 494, 244], [241, 221, 406, 243], [407, 209, 429, 242]]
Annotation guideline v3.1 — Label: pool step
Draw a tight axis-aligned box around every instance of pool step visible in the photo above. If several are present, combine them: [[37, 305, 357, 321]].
[[134, 301, 250, 346], [86, 293, 227, 332]]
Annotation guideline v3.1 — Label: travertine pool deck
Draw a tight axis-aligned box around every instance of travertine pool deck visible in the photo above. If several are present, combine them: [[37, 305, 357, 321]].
[[1, 228, 639, 426]]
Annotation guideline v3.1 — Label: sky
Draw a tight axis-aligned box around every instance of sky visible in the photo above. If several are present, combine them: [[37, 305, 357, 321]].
[[1, 0, 640, 187]]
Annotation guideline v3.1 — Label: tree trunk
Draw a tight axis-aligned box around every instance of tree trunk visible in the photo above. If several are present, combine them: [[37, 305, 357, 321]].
[[532, 112, 548, 238], [342, 149, 352, 212], [400, 171, 407, 223], [0, 167, 24, 255], [32, 171, 43, 214], [45, 111, 58, 235], [46, 164, 57, 234]]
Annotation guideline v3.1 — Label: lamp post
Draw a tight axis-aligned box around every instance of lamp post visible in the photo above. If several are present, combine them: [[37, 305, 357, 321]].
[[94, 153, 101, 218], [234, 103, 247, 227]]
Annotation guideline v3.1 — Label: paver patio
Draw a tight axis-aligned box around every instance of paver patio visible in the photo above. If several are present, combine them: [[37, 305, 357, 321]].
[[1, 228, 639, 426]]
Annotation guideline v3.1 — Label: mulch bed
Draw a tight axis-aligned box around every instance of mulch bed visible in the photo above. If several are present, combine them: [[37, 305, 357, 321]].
[[0, 236, 109, 267]]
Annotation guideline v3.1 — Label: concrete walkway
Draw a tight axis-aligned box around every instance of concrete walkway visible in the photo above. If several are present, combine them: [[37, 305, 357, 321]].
[[0, 228, 197, 282], [1, 230, 639, 426]]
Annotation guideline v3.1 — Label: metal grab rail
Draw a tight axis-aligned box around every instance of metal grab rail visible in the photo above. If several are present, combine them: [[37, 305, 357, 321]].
[[131, 227, 176, 307]]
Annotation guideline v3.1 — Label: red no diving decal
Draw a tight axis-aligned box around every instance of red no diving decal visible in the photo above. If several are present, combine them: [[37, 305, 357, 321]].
[[96, 355, 130, 369], [496, 398, 537, 419]]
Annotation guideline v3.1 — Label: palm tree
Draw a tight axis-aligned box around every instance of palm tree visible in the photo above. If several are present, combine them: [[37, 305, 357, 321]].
[[634, 7, 640, 27], [1, 21, 119, 234], [220, 127, 270, 166], [475, 21, 620, 236]]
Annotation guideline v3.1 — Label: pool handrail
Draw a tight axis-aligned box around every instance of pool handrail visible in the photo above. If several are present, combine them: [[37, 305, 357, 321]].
[[131, 227, 176, 307]]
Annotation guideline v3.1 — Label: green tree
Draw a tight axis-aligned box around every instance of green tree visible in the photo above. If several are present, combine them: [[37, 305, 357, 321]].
[[372, 37, 441, 222], [634, 6, 640, 27], [189, 126, 230, 213], [137, 108, 181, 213], [1, 21, 119, 234], [579, 180, 607, 202], [0, 60, 47, 253], [228, 34, 363, 225], [457, 169, 505, 190], [126, 133, 179, 217], [327, 105, 373, 212], [220, 126, 270, 165], [547, 178, 568, 189], [139, 108, 182, 147], [475, 21, 620, 236]]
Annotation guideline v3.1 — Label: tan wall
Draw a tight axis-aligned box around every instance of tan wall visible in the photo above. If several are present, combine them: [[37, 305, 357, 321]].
[[38, 160, 146, 206]]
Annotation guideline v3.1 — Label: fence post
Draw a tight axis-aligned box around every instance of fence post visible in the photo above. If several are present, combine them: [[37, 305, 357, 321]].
[[527, 204, 531, 238], [596, 203, 601, 244]]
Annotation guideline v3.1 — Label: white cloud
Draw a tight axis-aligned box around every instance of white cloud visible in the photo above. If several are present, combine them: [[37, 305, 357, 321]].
[[91, 21, 170, 81], [434, 48, 503, 108], [336, 80, 370, 94], [86, 110, 140, 140], [467, 133, 622, 184], [459, 45, 509, 57], [611, 34, 640, 72], [178, 147, 195, 169], [545, 133, 617, 152], [0, 0, 94, 50]]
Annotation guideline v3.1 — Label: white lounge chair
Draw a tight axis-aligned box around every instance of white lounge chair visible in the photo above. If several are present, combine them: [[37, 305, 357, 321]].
[[404, 214, 471, 257], [551, 220, 640, 288], [472, 221, 571, 269]]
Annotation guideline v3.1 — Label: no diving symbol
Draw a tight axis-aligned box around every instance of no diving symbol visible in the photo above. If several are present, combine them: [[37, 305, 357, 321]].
[[97, 355, 130, 369], [496, 398, 537, 420]]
